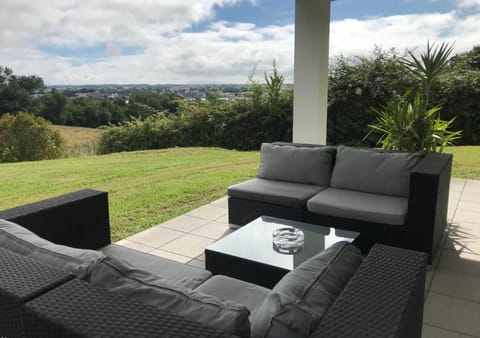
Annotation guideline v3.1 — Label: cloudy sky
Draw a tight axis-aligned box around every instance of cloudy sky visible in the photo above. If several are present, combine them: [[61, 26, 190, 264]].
[[0, 0, 479, 85]]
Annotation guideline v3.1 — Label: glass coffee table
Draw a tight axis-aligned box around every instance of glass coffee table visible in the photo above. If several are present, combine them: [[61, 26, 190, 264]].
[[205, 216, 360, 288]]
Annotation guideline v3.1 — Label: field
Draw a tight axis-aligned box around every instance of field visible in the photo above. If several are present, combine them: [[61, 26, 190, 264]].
[[0, 143, 477, 242], [446, 146, 480, 180], [0, 148, 259, 242], [51, 125, 104, 157]]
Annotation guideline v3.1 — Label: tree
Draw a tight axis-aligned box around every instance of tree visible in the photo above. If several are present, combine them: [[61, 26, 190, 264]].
[[35, 89, 67, 124], [0, 66, 44, 116]]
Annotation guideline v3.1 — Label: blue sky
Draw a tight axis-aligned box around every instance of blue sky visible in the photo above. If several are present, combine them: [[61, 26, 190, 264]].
[[0, 0, 478, 84]]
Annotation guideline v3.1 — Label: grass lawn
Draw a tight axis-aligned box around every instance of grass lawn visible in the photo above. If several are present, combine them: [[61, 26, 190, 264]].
[[0, 148, 259, 242], [446, 146, 480, 180]]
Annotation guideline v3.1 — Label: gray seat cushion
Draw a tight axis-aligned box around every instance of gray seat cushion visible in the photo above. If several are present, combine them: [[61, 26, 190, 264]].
[[228, 178, 327, 208], [101, 244, 211, 289], [87, 256, 251, 338], [0, 219, 105, 278], [257, 143, 333, 185], [331, 146, 424, 197], [307, 188, 408, 225], [195, 275, 271, 321], [251, 242, 362, 338]]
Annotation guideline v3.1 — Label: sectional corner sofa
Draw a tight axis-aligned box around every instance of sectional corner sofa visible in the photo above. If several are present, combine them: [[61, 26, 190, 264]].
[[0, 189, 427, 337], [228, 143, 452, 262]]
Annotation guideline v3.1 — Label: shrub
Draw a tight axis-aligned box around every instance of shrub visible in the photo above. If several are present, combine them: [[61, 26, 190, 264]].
[[0, 112, 63, 162], [367, 42, 461, 152]]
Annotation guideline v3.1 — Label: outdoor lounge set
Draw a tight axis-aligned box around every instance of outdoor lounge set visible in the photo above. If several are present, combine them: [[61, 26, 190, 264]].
[[0, 142, 451, 337], [229, 143, 452, 262]]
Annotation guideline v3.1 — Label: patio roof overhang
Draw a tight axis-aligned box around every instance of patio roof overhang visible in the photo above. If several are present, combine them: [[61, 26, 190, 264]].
[[293, 0, 331, 145]]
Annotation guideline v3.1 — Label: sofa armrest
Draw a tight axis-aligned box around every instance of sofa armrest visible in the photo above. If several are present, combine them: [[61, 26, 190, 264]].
[[0, 189, 111, 250], [407, 153, 452, 259], [314, 244, 427, 338]]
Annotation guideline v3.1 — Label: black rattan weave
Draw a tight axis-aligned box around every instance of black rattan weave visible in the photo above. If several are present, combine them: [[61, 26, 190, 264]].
[[23, 279, 237, 338], [0, 248, 73, 337], [0, 189, 111, 250], [314, 244, 427, 338]]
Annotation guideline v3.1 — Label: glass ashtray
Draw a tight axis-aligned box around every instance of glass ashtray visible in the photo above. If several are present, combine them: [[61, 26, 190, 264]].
[[272, 227, 304, 254]]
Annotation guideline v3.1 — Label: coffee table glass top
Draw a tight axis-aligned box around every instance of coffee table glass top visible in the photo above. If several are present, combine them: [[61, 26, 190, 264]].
[[206, 216, 359, 270]]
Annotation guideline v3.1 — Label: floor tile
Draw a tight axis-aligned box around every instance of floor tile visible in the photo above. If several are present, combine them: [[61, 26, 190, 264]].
[[216, 214, 229, 224], [187, 259, 206, 269], [454, 209, 480, 224], [191, 221, 233, 240], [128, 226, 184, 248], [425, 270, 434, 292], [450, 178, 466, 186], [115, 239, 154, 253], [458, 200, 480, 213], [210, 197, 228, 209], [445, 222, 480, 255], [424, 292, 480, 337], [438, 250, 480, 276], [160, 234, 214, 258], [449, 191, 462, 203], [158, 214, 211, 233], [460, 191, 480, 203], [448, 209, 457, 222], [148, 249, 192, 263], [422, 324, 475, 338], [431, 267, 480, 303], [465, 179, 480, 187], [195, 253, 205, 262], [449, 184, 465, 193], [187, 204, 228, 220]]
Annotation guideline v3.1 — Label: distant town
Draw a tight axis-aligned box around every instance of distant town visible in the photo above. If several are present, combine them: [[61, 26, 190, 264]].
[[40, 84, 292, 103]]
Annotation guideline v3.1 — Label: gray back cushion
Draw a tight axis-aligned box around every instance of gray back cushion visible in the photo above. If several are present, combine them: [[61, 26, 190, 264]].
[[330, 146, 424, 197], [0, 219, 105, 278], [251, 242, 362, 338], [87, 256, 251, 338], [257, 143, 333, 186]]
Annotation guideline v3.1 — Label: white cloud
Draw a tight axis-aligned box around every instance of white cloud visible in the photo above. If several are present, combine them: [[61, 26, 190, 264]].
[[456, 0, 480, 8], [0, 1, 479, 85], [330, 12, 459, 57]]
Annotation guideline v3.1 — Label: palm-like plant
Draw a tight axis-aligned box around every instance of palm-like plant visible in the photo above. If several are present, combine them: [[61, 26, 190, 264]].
[[367, 42, 462, 152]]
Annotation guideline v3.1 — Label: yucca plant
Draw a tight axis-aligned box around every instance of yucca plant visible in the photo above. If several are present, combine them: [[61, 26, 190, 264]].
[[366, 42, 462, 152]]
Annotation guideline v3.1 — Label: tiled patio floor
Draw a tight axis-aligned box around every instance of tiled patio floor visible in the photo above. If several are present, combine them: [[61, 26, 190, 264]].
[[117, 178, 480, 338]]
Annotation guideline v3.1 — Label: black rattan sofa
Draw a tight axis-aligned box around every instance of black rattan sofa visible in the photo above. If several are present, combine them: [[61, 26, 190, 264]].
[[228, 143, 452, 263], [0, 189, 427, 337]]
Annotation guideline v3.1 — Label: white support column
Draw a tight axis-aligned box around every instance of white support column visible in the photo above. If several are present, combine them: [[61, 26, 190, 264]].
[[293, 0, 331, 144]]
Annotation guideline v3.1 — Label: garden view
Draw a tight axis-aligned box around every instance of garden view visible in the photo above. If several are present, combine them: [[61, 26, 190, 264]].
[[1, 44, 479, 240]]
